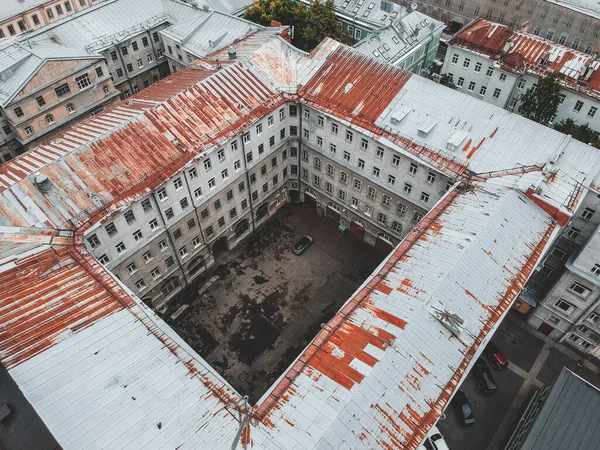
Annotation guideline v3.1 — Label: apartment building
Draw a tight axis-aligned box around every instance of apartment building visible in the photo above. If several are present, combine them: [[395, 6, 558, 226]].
[[0, 0, 276, 162], [441, 19, 600, 132], [1, 33, 600, 450], [353, 7, 444, 73], [0, 0, 103, 37], [415, 0, 600, 48]]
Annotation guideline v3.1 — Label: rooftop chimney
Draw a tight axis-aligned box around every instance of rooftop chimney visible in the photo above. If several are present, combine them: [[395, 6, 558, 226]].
[[228, 47, 236, 60], [34, 174, 52, 193]]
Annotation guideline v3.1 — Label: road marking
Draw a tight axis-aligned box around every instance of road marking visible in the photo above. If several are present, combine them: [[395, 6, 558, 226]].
[[485, 343, 551, 450], [507, 362, 528, 379]]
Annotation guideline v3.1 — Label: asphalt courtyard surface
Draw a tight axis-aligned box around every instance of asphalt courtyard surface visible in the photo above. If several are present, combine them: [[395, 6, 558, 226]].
[[163, 203, 385, 402], [438, 311, 600, 450]]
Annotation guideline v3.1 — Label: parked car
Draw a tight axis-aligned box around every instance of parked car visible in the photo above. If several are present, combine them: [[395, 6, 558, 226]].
[[422, 426, 450, 450], [485, 341, 509, 370], [293, 235, 313, 255], [472, 358, 497, 394], [453, 389, 475, 425]]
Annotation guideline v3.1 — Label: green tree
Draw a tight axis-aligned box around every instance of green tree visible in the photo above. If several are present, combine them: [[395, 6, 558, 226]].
[[554, 118, 600, 149], [518, 73, 562, 124], [244, 0, 348, 51], [439, 73, 456, 89]]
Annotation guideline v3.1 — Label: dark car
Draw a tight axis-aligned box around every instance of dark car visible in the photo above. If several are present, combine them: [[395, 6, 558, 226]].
[[484, 341, 509, 370], [472, 358, 497, 394], [293, 235, 313, 255], [453, 389, 475, 425]]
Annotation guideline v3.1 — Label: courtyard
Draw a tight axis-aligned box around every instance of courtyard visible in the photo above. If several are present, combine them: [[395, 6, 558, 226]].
[[162, 203, 386, 402]]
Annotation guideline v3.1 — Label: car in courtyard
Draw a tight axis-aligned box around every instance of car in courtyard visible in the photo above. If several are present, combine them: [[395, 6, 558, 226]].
[[293, 235, 313, 255], [422, 426, 450, 450], [452, 389, 475, 425], [472, 358, 497, 394], [484, 341, 509, 370]]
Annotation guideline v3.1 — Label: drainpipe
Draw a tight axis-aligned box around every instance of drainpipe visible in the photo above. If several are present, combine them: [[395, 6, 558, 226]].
[[150, 191, 188, 287], [115, 40, 135, 94], [182, 167, 207, 245], [504, 75, 524, 111], [239, 135, 256, 232], [296, 101, 304, 196]]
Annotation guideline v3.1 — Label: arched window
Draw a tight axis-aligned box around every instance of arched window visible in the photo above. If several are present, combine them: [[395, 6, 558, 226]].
[[256, 203, 268, 220], [161, 276, 180, 296], [234, 219, 249, 237]]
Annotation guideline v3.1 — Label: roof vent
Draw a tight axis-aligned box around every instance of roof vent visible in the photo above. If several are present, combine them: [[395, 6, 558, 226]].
[[447, 129, 468, 151], [418, 117, 437, 136], [202, 4, 209, 11], [381, 0, 393, 13], [228, 47, 237, 60], [433, 309, 464, 338], [34, 173, 52, 193]]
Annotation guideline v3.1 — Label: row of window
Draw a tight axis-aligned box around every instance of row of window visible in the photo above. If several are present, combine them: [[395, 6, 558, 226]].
[[446, 72, 503, 99], [572, 99, 599, 118]]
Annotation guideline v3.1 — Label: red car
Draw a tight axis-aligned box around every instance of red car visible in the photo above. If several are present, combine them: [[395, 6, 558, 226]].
[[484, 341, 508, 370]]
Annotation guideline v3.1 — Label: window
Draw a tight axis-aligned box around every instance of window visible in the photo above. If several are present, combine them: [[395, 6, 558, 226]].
[[462, 58, 471, 69], [98, 254, 109, 265], [47, 9, 54, 18], [137, 59, 143, 68], [279, 108, 285, 120], [457, 77, 464, 87], [582, 207, 595, 220], [331, 123, 338, 134], [165, 208, 174, 220], [159, 240, 168, 251], [149, 219, 159, 230], [372, 167, 380, 178], [426, 172, 436, 184], [32, 14, 40, 25], [382, 194, 391, 207], [302, 128, 308, 139], [567, 226, 581, 239], [498, 14, 504, 24], [340, 171, 348, 183], [238, 181, 245, 192], [208, 178, 216, 189], [551, 247, 568, 260], [409, 163, 418, 175], [36, 96, 46, 107], [180, 197, 189, 210], [230, 208, 237, 219], [116, 68, 124, 77], [351, 197, 359, 208], [327, 164, 334, 176], [588, 312, 600, 325], [343, 151, 350, 162], [24, 126, 33, 136], [75, 73, 91, 89], [486, 66, 493, 77], [569, 282, 591, 298], [267, 116, 274, 127], [591, 264, 600, 276], [218, 216, 226, 227], [157, 49, 163, 58], [397, 203, 407, 215], [261, 165, 267, 176], [241, 199, 248, 210], [474, 62, 482, 73], [123, 210, 136, 224], [14, 107, 24, 118], [201, 208, 209, 220], [479, 86, 487, 96], [105, 223, 117, 236], [316, 136, 323, 147], [353, 179, 362, 191], [345, 130, 353, 142], [67, 103, 76, 113], [179, 246, 188, 258], [325, 182, 333, 194], [87, 235, 101, 248], [358, 159, 365, 170], [493, 88, 501, 99], [421, 192, 430, 203], [231, 141, 238, 152], [318, 116, 324, 127], [269, 136, 275, 147], [116, 242, 126, 254], [45, 114, 54, 124], [280, 128, 286, 140], [574, 100, 584, 112], [588, 106, 597, 118], [404, 183, 412, 194], [214, 199, 222, 210], [467, 81, 476, 92], [413, 212, 423, 222], [377, 212, 387, 225], [392, 221, 402, 233], [165, 256, 174, 268], [555, 299, 575, 314], [221, 169, 229, 180], [157, 188, 168, 201], [126, 63, 133, 73], [391, 154, 400, 167], [368, 187, 376, 199], [451, 53, 459, 64], [127, 263, 138, 275], [135, 279, 146, 291]]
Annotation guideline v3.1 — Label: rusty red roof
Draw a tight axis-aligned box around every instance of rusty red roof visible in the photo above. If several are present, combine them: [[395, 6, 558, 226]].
[[450, 19, 600, 97]]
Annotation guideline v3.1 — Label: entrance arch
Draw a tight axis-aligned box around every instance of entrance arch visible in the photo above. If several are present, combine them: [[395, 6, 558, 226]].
[[234, 218, 249, 237], [304, 188, 316, 211], [350, 218, 366, 240], [188, 254, 205, 276], [212, 236, 229, 264], [326, 202, 341, 223], [256, 203, 268, 221], [375, 232, 394, 255]]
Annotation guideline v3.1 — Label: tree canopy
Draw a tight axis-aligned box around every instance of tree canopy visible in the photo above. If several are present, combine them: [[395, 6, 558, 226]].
[[554, 118, 600, 149], [518, 73, 562, 124], [244, 0, 350, 52]]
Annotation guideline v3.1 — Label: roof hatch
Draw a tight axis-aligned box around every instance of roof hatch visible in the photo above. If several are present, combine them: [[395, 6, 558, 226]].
[[447, 129, 469, 151], [418, 117, 437, 136]]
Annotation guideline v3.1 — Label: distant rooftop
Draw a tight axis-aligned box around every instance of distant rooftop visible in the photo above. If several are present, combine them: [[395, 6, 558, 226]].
[[520, 368, 600, 450]]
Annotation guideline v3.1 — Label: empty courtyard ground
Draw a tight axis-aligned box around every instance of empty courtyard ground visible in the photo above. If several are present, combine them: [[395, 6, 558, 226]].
[[163, 203, 385, 402]]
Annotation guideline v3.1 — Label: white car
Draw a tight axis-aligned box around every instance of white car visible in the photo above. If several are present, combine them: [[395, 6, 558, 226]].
[[418, 425, 450, 450]]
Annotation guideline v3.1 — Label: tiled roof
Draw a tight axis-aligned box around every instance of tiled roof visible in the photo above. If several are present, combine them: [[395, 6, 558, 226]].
[[1, 34, 600, 449], [449, 19, 600, 100]]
